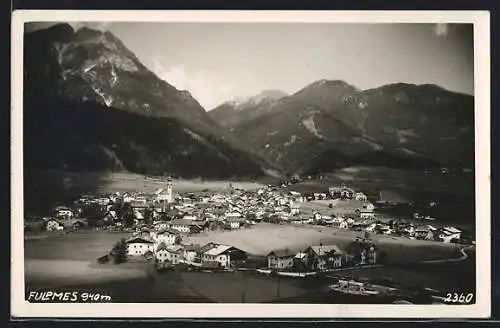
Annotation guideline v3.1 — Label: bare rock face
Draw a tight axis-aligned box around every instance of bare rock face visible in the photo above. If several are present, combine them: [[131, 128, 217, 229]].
[[24, 23, 218, 134], [23, 24, 271, 178], [213, 80, 474, 174]]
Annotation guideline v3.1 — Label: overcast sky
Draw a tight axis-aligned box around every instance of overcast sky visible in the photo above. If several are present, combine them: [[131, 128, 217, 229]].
[[26, 22, 474, 110]]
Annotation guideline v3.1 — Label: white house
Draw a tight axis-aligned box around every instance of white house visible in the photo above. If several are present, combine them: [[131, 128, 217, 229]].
[[340, 187, 355, 199], [278, 198, 288, 206], [102, 210, 117, 223], [133, 210, 144, 223], [359, 211, 375, 220], [365, 223, 377, 232], [358, 202, 375, 219], [201, 244, 247, 268], [225, 211, 242, 219], [321, 215, 333, 222], [329, 186, 343, 198], [156, 245, 183, 264], [355, 192, 368, 201], [331, 216, 344, 223], [155, 188, 169, 202], [55, 208, 74, 219], [126, 237, 154, 256], [168, 219, 203, 234], [339, 220, 349, 229], [427, 225, 438, 231], [366, 203, 375, 210], [109, 193, 119, 203], [96, 197, 111, 206], [439, 226, 462, 243], [45, 218, 64, 231], [153, 221, 169, 231], [153, 229, 181, 246], [313, 212, 322, 221], [302, 244, 344, 270], [134, 196, 147, 204], [226, 217, 245, 229], [313, 193, 328, 200], [183, 244, 202, 266], [267, 249, 296, 269]]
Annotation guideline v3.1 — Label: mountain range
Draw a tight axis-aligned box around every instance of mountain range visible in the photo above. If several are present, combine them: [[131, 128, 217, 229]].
[[209, 80, 475, 174], [209, 90, 289, 128], [23, 23, 475, 179], [23, 23, 276, 179]]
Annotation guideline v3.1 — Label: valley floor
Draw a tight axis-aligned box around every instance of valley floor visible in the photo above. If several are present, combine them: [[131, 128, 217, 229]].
[[23, 226, 475, 303], [20, 168, 477, 303]]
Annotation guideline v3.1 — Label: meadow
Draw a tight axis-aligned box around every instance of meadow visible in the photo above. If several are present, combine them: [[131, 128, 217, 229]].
[[187, 223, 462, 263], [21, 168, 476, 302], [289, 166, 475, 225], [23, 227, 473, 303]]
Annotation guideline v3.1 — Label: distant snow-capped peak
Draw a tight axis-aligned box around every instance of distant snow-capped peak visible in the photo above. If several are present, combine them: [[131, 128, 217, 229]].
[[225, 90, 288, 110]]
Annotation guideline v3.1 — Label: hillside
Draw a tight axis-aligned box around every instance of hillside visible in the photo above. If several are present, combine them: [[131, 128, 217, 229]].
[[23, 23, 475, 178], [23, 23, 276, 178], [24, 23, 218, 134], [209, 90, 288, 128], [24, 95, 266, 179], [227, 80, 475, 174]]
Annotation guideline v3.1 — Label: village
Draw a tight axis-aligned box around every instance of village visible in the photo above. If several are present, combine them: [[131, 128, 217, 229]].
[[24, 175, 473, 280]]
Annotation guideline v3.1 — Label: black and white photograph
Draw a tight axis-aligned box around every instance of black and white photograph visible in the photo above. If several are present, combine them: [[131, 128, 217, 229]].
[[11, 10, 490, 318]]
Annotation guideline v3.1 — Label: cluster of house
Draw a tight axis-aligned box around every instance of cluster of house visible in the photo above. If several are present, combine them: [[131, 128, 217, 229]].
[[112, 225, 248, 270], [364, 221, 464, 243], [26, 182, 304, 234], [25, 179, 468, 246], [112, 223, 378, 273], [266, 243, 377, 272], [24, 206, 87, 233]]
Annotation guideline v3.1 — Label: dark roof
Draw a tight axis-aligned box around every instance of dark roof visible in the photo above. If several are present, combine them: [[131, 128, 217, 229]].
[[267, 249, 296, 258], [226, 217, 246, 222], [45, 218, 63, 224], [170, 219, 202, 226], [126, 237, 153, 244], [158, 246, 183, 254], [157, 228, 180, 235], [130, 202, 149, 208], [55, 206, 73, 211], [305, 245, 343, 256], [199, 242, 216, 254]]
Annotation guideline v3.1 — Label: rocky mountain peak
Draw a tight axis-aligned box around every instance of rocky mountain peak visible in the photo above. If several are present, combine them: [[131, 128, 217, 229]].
[[24, 24, 220, 134]]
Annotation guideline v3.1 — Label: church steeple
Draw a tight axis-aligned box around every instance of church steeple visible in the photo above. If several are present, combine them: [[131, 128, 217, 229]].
[[166, 176, 173, 203]]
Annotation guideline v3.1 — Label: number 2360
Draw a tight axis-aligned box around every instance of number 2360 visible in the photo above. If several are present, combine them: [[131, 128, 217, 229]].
[[444, 293, 474, 304]]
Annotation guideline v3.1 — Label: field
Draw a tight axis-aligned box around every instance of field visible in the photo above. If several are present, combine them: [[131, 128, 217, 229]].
[[23, 226, 474, 303], [288, 166, 475, 225], [23, 230, 312, 302], [24, 231, 130, 261], [187, 223, 461, 262], [24, 231, 137, 288], [21, 169, 476, 302], [290, 166, 474, 197]]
